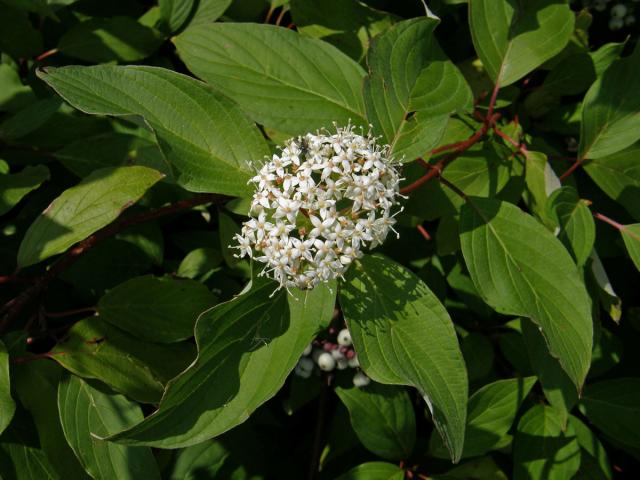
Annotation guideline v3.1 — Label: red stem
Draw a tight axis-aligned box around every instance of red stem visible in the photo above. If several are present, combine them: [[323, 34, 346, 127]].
[[416, 224, 431, 241], [0, 193, 227, 333], [559, 158, 584, 182], [593, 212, 625, 231]]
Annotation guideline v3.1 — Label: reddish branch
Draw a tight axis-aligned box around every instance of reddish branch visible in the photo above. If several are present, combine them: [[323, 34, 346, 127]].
[[559, 158, 585, 182], [0, 193, 228, 333], [593, 212, 625, 231]]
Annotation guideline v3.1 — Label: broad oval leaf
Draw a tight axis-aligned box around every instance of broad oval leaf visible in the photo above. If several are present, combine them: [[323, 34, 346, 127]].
[[159, 0, 195, 33], [0, 165, 50, 216], [336, 462, 405, 480], [98, 275, 218, 343], [104, 280, 336, 447], [37, 65, 269, 195], [620, 224, 640, 272], [363, 18, 472, 161], [174, 23, 367, 135], [339, 253, 468, 462], [430, 377, 536, 459], [513, 405, 580, 480], [547, 186, 596, 267], [569, 415, 613, 479], [49, 318, 195, 404], [469, 0, 575, 87], [579, 44, 640, 160], [57, 17, 164, 63], [459, 197, 593, 388], [583, 142, 640, 221], [17, 166, 162, 268], [58, 375, 160, 480], [336, 383, 416, 461], [581, 378, 640, 449]]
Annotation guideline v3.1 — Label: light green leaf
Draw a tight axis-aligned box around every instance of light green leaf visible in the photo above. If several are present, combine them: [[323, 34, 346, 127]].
[[174, 23, 367, 134], [430, 377, 536, 459], [37, 65, 269, 195], [104, 280, 335, 447], [569, 415, 612, 479], [49, 318, 195, 404], [58, 375, 160, 480], [189, 0, 232, 25], [177, 247, 224, 280], [336, 383, 415, 460], [580, 44, 640, 159], [98, 275, 218, 343], [619, 224, 640, 271], [522, 318, 577, 427], [58, 17, 164, 63], [469, 0, 575, 87], [547, 186, 596, 267], [460, 197, 593, 388], [583, 143, 640, 220], [0, 165, 50, 217], [581, 378, 640, 449], [336, 462, 405, 480], [0, 341, 14, 436], [291, 0, 396, 62], [513, 405, 580, 480], [17, 166, 162, 267], [340, 254, 468, 462], [364, 18, 472, 161]]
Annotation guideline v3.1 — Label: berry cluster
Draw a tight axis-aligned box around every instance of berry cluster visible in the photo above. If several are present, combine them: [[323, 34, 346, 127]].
[[591, 0, 638, 29], [295, 327, 371, 388], [234, 125, 402, 291]]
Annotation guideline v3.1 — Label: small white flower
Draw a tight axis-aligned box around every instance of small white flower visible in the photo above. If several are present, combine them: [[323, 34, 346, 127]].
[[233, 124, 402, 290]]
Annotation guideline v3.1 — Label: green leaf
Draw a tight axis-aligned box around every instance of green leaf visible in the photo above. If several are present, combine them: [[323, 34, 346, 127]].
[[0, 419, 57, 480], [189, 0, 232, 26], [336, 462, 405, 480], [513, 405, 581, 480], [17, 166, 163, 267], [0, 165, 50, 217], [49, 318, 195, 404], [459, 197, 593, 388], [159, 0, 195, 32], [569, 415, 612, 479], [54, 132, 171, 179], [37, 65, 269, 195], [579, 44, 640, 159], [12, 361, 88, 479], [174, 23, 367, 134], [0, 341, 15, 436], [430, 377, 536, 459], [169, 440, 229, 479], [104, 280, 335, 447], [0, 5, 42, 59], [547, 186, 596, 267], [619, 224, 640, 271], [340, 254, 468, 462], [98, 275, 218, 343], [469, 0, 574, 87], [0, 97, 62, 141], [58, 375, 160, 480], [522, 318, 577, 427], [363, 18, 472, 161], [335, 383, 416, 460], [581, 378, 640, 449], [177, 247, 224, 280], [58, 17, 164, 63], [291, 0, 395, 62]]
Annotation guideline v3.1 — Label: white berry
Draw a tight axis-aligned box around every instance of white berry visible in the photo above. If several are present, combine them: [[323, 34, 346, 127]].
[[337, 328, 352, 346], [295, 357, 314, 378], [611, 4, 627, 17], [302, 343, 313, 356], [317, 352, 336, 371], [348, 355, 360, 368], [353, 371, 371, 387]]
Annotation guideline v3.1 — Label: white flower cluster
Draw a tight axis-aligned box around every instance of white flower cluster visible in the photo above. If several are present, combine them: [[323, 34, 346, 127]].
[[234, 125, 402, 290], [295, 328, 371, 388]]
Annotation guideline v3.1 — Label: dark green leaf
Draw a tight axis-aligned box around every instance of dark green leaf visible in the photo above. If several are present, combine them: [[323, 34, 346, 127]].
[[569, 415, 612, 480], [0, 5, 42, 58], [340, 254, 468, 462], [105, 280, 335, 447], [0, 97, 62, 141], [159, 0, 195, 32], [469, 0, 575, 87], [460, 197, 593, 388], [335, 383, 416, 460], [174, 23, 367, 134], [58, 375, 160, 479], [98, 275, 218, 343], [513, 405, 581, 480], [37, 65, 269, 195], [50, 318, 195, 403], [177, 247, 224, 280], [169, 439, 229, 479], [17, 166, 163, 267], [58, 17, 164, 63], [336, 462, 404, 480], [364, 18, 472, 161], [0, 165, 50, 216]]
